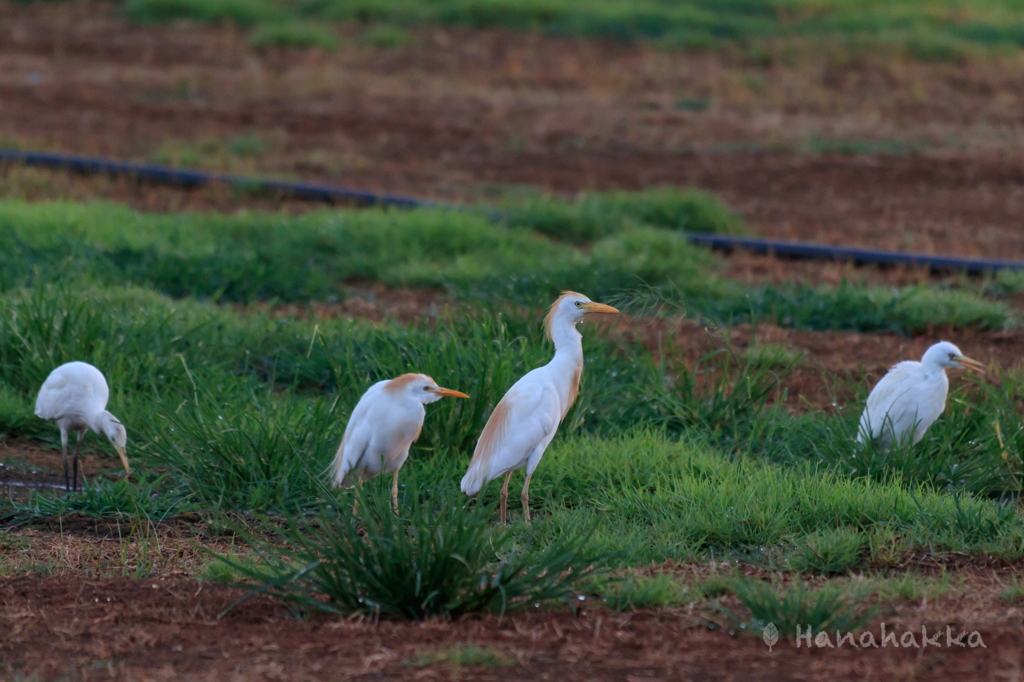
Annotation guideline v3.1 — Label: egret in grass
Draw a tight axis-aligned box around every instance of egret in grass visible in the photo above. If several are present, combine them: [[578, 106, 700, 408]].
[[857, 341, 985, 448], [34, 361, 129, 493], [461, 292, 619, 525], [329, 373, 469, 511]]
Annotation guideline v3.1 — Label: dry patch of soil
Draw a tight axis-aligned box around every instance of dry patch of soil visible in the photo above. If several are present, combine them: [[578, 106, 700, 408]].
[[1, 570, 1021, 681]]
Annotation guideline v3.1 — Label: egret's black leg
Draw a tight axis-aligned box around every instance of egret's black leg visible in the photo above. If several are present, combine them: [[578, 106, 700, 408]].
[[71, 431, 84, 493]]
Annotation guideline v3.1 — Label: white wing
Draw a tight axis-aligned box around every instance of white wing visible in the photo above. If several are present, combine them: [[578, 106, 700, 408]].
[[461, 370, 561, 496], [858, 361, 943, 447], [328, 381, 388, 487], [34, 361, 109, 421]]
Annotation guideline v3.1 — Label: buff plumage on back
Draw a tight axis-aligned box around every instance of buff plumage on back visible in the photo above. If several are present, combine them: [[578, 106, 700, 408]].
[[461, 397, 513, 495], [543, 291, 586, 341]]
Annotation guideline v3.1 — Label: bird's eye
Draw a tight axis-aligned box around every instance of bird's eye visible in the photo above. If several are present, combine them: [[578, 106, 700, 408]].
[[574, 301, 581, 307], [424, 385, 431, 391], [949, 353, 955, 359]]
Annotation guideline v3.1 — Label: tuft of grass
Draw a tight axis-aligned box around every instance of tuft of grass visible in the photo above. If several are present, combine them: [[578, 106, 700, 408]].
[[788, 528, 866, 576], [125, 0, 285, 26], [224, 134, 271, 157], [209, 482, 611, 618], [9, 475, 190, 523], [743, 343, 804, 371], [600, 571, 731, 610], [412, 644, 515, 667], [869, 570, 955, 602], [248, 22, 338, 50], [361, 24, 407, 48], [500, 187, 743, 244], [1000, 574, 1024, 603], [719, 577, 875, 639]]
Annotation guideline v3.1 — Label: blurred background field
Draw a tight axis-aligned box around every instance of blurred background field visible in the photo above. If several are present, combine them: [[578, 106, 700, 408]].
[[2, 1, 1024, 679]]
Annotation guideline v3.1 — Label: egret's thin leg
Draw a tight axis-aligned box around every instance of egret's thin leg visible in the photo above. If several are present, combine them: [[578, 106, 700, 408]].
[[71, 431, 84, 493], [60, 427, 69, 494], [521, 474, 532, 526], [352, 475, 362, 516], [499, 471, 512, 526], [391, 471, 399, 514]]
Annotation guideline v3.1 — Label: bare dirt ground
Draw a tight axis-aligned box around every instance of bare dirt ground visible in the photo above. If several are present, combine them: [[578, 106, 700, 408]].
[[1, 568, 1021, 681], [4, 3, 1024, 261]]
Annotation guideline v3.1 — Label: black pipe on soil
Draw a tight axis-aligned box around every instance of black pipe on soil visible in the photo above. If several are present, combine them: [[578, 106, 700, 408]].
[[0, 149, 433, 209], [2, 148, 1021, 274]]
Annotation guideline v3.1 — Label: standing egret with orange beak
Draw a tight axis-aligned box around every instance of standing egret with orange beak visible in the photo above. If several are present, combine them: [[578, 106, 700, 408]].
[[461, 292, 619, 524], [34, 361, 130, 493], [329, 373, 469, 511]]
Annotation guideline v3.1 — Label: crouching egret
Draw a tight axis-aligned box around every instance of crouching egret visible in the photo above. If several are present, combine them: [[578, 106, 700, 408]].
[[857, 341, 985, 448], [328, 373, 468, 510], [461, 292, 619, 524], [34, 361, 129, 492]]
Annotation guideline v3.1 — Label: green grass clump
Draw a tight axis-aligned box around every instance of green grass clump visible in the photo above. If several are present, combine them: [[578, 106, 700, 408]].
[[361, 24, 407, 48], [412, 644, 515, 667], [599, 572, 728, 610], [719, 578, 875, 639], [1000, 574, 1024, 603], [501, 187, 742, 244], [788, 528, 866, 576], [212, 483, 608, 618], [10, 475, 190, 523], [125, 0, 285, 26], [248, 22, 338, 50]]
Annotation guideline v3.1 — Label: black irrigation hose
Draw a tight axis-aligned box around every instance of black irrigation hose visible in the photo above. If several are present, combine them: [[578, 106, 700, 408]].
[[3, 148, 1022, 274], [684, 233, 1024, 274], [0, 149, 434, 209]]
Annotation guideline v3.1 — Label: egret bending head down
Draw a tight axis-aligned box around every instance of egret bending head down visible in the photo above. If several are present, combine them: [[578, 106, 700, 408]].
[[34, 361, 130, 493], [460, 292, 620, 525], [857, 341, 984, 449], [329, 372, 468, 511]]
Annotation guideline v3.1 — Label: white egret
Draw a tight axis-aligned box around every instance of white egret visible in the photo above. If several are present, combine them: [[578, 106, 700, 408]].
[[328, 373, 468, 510], [34, 361, 129, 492], [460, 292, 619, 524], [857, 341, 985, 448]]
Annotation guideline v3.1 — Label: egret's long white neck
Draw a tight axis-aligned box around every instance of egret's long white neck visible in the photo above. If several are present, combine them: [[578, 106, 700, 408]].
[[546, 313, 584, 417], [549, 314, 583, 360], [87, 410, 113, 435]]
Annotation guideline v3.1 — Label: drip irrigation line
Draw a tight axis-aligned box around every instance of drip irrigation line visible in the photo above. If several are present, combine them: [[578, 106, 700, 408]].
[[684, 233, 1023, 274], [0, 149, 434, 208], [2, 148, 1021, 274]]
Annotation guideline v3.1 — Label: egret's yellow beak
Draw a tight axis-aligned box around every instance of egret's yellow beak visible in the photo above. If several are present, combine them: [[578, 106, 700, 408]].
[[955, 355, 986, 374], [581, 302, 620, 314], [429, 387, 470, 399], [114, 444, 131, 475]]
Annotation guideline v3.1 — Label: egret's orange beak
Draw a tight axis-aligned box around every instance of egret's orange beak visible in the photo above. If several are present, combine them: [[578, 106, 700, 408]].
[[114, 444, 130, 475], [955, 355, 986, 374], [581, 302, 620, 314], [429, 387, 470, 399]]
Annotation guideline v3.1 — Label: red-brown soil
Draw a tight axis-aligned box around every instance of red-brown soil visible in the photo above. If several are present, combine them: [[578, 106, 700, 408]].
[[1, 572, 1021, 681], [4, 3, 1024, 262]]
